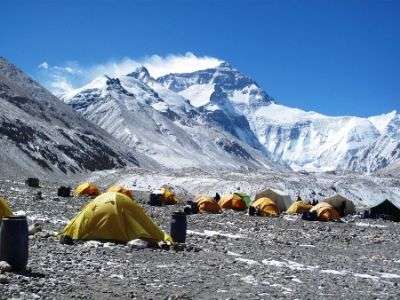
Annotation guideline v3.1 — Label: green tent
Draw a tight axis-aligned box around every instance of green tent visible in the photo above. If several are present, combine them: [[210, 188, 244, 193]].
[[234, 192, 251, 208]]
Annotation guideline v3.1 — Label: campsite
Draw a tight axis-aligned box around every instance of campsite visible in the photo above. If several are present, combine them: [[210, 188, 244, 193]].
[[1, 1, 400, 298], [1, 168, 400, 299]]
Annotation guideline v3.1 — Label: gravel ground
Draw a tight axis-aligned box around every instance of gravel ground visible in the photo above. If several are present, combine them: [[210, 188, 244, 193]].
[[1, 178, 400, 299]]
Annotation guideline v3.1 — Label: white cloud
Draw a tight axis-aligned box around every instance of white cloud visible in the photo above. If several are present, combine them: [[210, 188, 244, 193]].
[[36, 52, 223, 97], [38, 62, 49, 69], [142, 53, 223, 78], [49, 76, 76, 98]]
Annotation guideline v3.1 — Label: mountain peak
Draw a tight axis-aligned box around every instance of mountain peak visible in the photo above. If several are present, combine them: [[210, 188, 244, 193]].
[[217, 61, 235, 70], [105, 77, 131, 95], [127, 66, 151, 82], [368, 110, 399, 134], [0, 56, 8, 64], [0, 56, 21, 75], [0, 56, 12, 65]]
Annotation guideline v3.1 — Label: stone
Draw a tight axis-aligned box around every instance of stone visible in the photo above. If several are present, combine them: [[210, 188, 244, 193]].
[[0, 261, 12, 273], [0, 274, 9, 284], [127, 239, 148, 249], [29, 223, 43, 235]]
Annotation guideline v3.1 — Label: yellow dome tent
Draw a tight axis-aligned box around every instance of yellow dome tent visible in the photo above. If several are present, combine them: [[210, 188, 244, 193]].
[[160, 187, 177, 205], [0, 197, 13, 220], [219, 193, 250, 211], [74, 182, 101, 198], [286, 201, 312, 215], [61, 192, 171, 243], [250, 197, 279, 217], [107, 185, 134, 200], [310, 202, 341, 222], [195, 196, 222, 214]]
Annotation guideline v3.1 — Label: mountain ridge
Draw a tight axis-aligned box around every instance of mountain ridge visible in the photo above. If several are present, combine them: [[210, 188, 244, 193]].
[[0, 57, 159, 178], [53, 60, 400, 174], [65, 70, 281, 170]]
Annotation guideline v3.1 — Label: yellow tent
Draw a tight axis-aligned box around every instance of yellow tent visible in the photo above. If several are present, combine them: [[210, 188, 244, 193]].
[[74, 182, 100, 198], [160, 187, 177, 205], [107, 185, 134, 200], [250, 197, 279, 217], [0, 197, 13, 220], [323, 194, 356, 217], [61, 192, 171, 243], [195, 196, 222, 214], [219, 194, 247, 211], [255, 188, 292, 213], [310, 202, 340, 222], [286, 201, 312, 215]]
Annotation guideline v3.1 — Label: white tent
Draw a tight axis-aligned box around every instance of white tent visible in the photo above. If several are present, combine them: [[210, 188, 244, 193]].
[[323, 194, 356, 216]]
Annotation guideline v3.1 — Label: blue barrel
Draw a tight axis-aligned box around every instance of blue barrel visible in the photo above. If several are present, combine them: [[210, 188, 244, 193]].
[[170, 212, 187, 243], [0, 216, 29, 270]]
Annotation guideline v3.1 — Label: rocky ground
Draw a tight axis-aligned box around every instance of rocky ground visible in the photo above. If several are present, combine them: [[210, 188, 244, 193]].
[[1, 176, 400, 299]]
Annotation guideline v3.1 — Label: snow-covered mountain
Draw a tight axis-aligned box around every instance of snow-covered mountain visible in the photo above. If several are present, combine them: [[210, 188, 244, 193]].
[[249, 104, 400, 172], [64, 70, 279, 170], [156, 63, 400, 173], [61, 60, 400, 173], [0, 57, 155, 178]]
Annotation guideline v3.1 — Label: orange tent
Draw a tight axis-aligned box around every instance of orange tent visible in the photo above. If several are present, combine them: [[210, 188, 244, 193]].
[[74, 182, 100, 198], [219, 194, 247, 211], [250, 197, 279, 217], [310, 202, 341, 222], [195, 196, 222, 214], [107, 185, 134, 200]]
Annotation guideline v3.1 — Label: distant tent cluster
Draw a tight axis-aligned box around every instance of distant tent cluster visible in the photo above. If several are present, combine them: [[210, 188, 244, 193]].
[[189, 188, 400, 224], [2, 180, 400, 246]]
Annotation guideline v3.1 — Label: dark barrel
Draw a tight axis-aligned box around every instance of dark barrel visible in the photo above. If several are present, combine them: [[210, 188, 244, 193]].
[[57, 186, 71, 197], [25, 178, 40, 188], [170, 212, 187, 243], [148, 193, 162, 206], [0, 216, 29, 270]]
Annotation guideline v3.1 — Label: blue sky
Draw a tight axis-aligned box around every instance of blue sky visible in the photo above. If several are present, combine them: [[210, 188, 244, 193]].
[[1, 0, 399, 117]]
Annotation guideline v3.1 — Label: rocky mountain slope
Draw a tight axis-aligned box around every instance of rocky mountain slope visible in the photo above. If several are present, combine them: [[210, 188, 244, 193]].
[[0, 57, 156, 178]]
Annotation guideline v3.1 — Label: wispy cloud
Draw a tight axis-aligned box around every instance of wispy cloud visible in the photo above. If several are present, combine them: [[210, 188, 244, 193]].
[[142, 53, 223, 78], [38, 62, 49, 70], [37, 52, 223, 97]]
